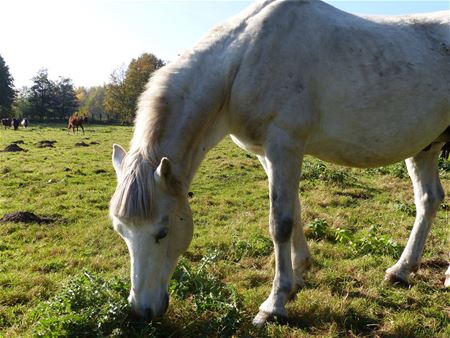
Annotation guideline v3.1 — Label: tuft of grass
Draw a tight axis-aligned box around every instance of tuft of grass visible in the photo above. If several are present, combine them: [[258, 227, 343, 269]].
[[33, 254, 244, 337], [335, 225, 403, 258], [366, 162, 408, 178], [438, 156, 450, 172], [306, 218, 333, 241], [228, 234, 273, 262], [171, 254, 243, 336], [307, 219, 402, 258], [302, 161, 356, 187], [32, 272, 132, 337]]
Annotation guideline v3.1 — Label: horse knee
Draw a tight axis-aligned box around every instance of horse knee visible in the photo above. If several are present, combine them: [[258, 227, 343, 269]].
[[419, 189, 444, 214], [271, 216, 293, 243]]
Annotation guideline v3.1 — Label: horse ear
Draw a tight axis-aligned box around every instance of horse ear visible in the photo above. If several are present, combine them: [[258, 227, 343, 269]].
[[154, 157, 171, 184], [112, 144, 127, 179]]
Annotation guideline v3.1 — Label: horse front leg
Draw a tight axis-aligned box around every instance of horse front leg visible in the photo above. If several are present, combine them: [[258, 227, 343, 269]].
[[257, 155, 311, 295], [385, 143, 445, 285], [253, 142, 304, 327]]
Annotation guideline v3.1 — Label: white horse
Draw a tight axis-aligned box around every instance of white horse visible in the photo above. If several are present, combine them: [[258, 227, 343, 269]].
[[21, 118, 29, 128], [110, 0, 450, 327]]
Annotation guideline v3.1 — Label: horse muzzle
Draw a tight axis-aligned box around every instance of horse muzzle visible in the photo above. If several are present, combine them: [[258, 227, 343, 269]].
[[131, 292, 169, 320]]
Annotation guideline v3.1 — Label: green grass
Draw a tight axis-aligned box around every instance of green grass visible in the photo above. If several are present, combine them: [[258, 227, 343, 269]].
[[0, 124, 449, 337]]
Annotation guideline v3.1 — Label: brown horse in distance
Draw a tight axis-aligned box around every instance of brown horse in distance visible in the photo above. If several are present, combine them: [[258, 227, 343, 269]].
[[67, 116, 87, 134]]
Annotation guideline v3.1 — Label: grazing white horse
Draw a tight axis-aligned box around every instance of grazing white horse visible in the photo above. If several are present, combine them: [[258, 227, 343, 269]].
[[110, 0, 450, 327]]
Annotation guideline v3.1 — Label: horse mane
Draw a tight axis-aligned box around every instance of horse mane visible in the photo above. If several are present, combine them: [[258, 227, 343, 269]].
[[109, 151, 155, 222], [111, 0, 278, 222], [129, 0, 280, 157]]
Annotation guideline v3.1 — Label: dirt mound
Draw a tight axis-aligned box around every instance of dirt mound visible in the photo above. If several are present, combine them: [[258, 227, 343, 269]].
[[36, 140, 57, 148], [12, 140, 25, 144], [75, 142, 89, 147], [2, 143, 27, 152], [90, 141, 99, 145], [0, 211, 54, 224]]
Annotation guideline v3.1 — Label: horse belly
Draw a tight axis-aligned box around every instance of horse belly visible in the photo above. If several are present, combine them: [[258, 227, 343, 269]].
[[306, 50, 449, 166], [305, 101, 449, 168]]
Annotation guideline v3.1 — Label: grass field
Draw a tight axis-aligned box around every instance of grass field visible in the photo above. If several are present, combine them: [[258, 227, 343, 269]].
[[0, 124, 449, 337]]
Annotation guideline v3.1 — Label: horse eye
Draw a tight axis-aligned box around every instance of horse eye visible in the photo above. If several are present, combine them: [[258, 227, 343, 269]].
[[155, 228, 169, 243]]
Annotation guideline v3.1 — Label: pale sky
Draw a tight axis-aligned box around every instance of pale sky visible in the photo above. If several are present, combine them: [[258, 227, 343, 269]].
[[0, 0, 448, 89]]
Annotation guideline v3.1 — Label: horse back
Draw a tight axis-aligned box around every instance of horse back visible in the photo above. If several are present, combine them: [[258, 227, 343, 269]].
[[227, 0, 449, 166]]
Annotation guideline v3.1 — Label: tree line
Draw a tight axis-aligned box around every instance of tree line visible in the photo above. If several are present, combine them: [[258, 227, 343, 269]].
[[0, 53, 165, 124]]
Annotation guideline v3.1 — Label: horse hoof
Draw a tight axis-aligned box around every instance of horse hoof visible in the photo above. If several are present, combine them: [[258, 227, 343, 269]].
[[445, 277, 450, 288], [444, 266, 450, 288], [384, 271, 410, 288], [252, 311, 288, 328], [252, 311, 269, 328]]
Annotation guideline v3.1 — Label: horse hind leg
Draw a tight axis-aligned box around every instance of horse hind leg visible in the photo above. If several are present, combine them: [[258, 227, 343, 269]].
[[290, 194, 311, 295], [385, 143, 445, 286]]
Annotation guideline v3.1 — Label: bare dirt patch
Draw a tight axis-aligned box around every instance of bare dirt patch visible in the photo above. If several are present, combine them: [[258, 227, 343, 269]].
[[2, 143, 27, 152], [36, 140, 57, 148], [74, 142, 89, 147], [0, 211, 54, 224]]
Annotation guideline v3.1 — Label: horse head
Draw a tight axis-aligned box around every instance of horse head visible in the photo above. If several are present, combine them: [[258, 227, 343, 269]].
[[110, 144, 193, 319]]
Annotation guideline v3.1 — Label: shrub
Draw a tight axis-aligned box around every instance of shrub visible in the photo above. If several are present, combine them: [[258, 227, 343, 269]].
[[302, 161, 356, 187], [438, 157, 450, 172], [306, 218, 332, 241], [170, 254, 243, 336], [32, 272, 133, 337], [34, 256, 244, 337], [228, 234, 273, 262], [393, 202, 416, 216], [335, 225, 402, 258], [367, 162, 407, 178]]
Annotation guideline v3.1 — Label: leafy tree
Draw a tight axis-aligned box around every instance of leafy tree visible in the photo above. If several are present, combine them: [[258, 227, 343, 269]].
[[86, 86, 106, 121], [104, 53, 165, 123], [53, 77, 78, 120], [26, 70, 79, 121], [123, 53, 165, 121], [12, 87, 32, 118], [104, 65, 128, 123], [28, 69, 55, 120], [75, 87, 89, 117], [77, 86, 107, 121], [0, 54, 15, 117]]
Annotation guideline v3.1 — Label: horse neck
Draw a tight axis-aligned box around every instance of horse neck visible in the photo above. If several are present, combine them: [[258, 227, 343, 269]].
[[130, 61, 231, 189]]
